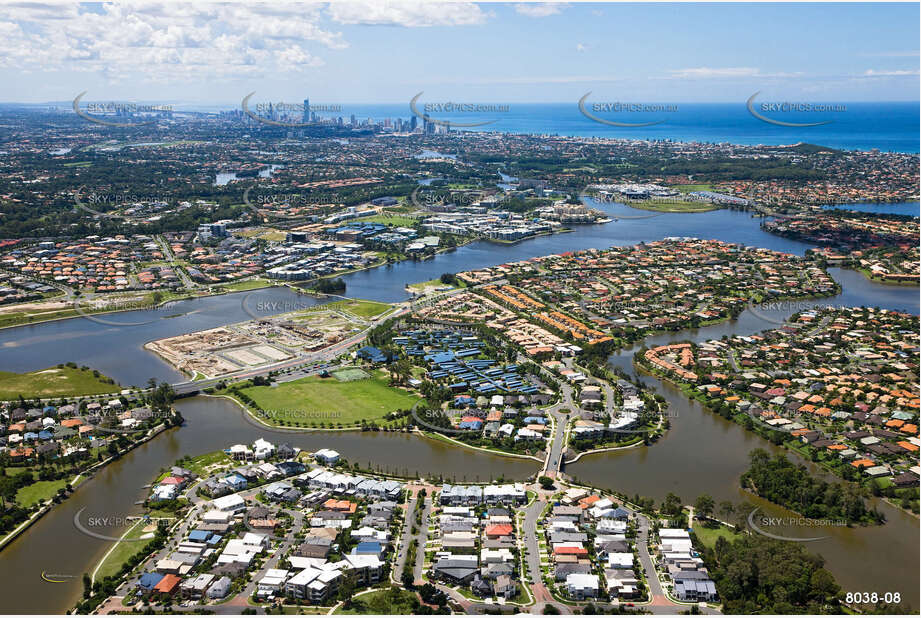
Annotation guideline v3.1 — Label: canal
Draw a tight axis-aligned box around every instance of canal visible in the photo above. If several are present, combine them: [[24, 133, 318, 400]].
[[0, 203, 918, 612]]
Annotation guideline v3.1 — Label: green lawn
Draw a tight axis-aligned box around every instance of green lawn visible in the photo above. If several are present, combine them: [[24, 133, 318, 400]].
[[15, 479, 69, 507], [0, 307, 83, 329], [334, 587, 420, 614], [692, 522, 743, 549], [179, 450, 234, 476], [359, 214, 419, 227], [325, 299, 392, 319], [215, 278, 275, 292], [0, 366, 120, 399], [623, 198, 718, 213], [239, 371, 419, 426], [92, 518, 155, 580], [408, 277, 466, 291]]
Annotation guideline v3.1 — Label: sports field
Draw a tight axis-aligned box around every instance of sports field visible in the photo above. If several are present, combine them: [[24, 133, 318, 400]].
[[239, 370, 419, 426]]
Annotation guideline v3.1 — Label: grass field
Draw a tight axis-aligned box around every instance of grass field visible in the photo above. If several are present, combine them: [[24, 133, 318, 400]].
[[0, 289, 198, 330], [334, 587, 420, 614], [326, 298, 391, 319], [93, 518, 162, 580], [215, 278, 275, 292], [0, 306, 82, 329], [407, 277, 466, 292], [359, 214, 419, 227], [623, 198, 719, 213], [240, 370, 419, 426], [15, 478, 69, 507], [692, 522, 743, 549], [0, 366, 120, 399], [332, 367, 370, 382], [179, 450, 234, 476]]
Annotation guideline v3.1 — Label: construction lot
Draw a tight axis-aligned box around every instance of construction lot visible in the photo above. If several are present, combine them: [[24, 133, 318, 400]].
[[144, 300, 388, 378]]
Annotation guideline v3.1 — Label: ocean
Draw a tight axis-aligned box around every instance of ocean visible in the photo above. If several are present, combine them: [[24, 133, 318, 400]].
[[179, 101, 920, 153]]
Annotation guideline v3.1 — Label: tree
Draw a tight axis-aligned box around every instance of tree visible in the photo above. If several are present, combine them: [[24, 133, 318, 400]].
[[694, 494, 715, 521], [661, 492, 682, 517], [718, 501, 735, 523], [538, 476, 554, 490]]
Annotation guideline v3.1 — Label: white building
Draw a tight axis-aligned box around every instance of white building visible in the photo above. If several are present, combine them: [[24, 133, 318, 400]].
[[566, 573, 599, 600]]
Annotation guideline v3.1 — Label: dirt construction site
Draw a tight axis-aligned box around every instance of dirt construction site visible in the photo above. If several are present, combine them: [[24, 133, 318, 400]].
[[144, 307, 366, 378]]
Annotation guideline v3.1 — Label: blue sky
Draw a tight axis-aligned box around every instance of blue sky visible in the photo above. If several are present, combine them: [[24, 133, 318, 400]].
[[1, 2, 918, 104]]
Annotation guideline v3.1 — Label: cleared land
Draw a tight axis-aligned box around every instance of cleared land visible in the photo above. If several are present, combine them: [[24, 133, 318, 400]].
[[358, 214, 419, 227], [0, 366, 120, 399], [239, 370, 419, 425], [622, 198, 719, 213]]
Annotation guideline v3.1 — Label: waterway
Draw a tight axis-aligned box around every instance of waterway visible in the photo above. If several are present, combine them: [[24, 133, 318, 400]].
[[568, 266, 919, 608], [0, 397, 537, 614], [1, 202, 918, 612]]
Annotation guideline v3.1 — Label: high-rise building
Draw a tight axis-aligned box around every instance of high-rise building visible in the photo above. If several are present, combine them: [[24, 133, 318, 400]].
[[410, 116, 418, 131], [350, 114, 356, 126], [302, 98, 310, 123]]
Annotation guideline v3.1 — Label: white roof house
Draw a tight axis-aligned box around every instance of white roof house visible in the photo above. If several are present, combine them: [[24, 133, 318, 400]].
[[314, 448, 340, 464], [607, 552, 634, 569], [211, 493, 246, 512], [253, 438, 276, 459], [566, 573, 599, 598]]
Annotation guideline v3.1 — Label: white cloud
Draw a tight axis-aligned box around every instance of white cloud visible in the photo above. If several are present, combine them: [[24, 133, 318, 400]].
[[327, 1, 488, 27], [0, 2, 343, 80], [514, 3, 568, 18], [667, 67, 761, 79], [862, 69, 919, 77], [666, 67, 803, 79], [576, 43, 587, 53]]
